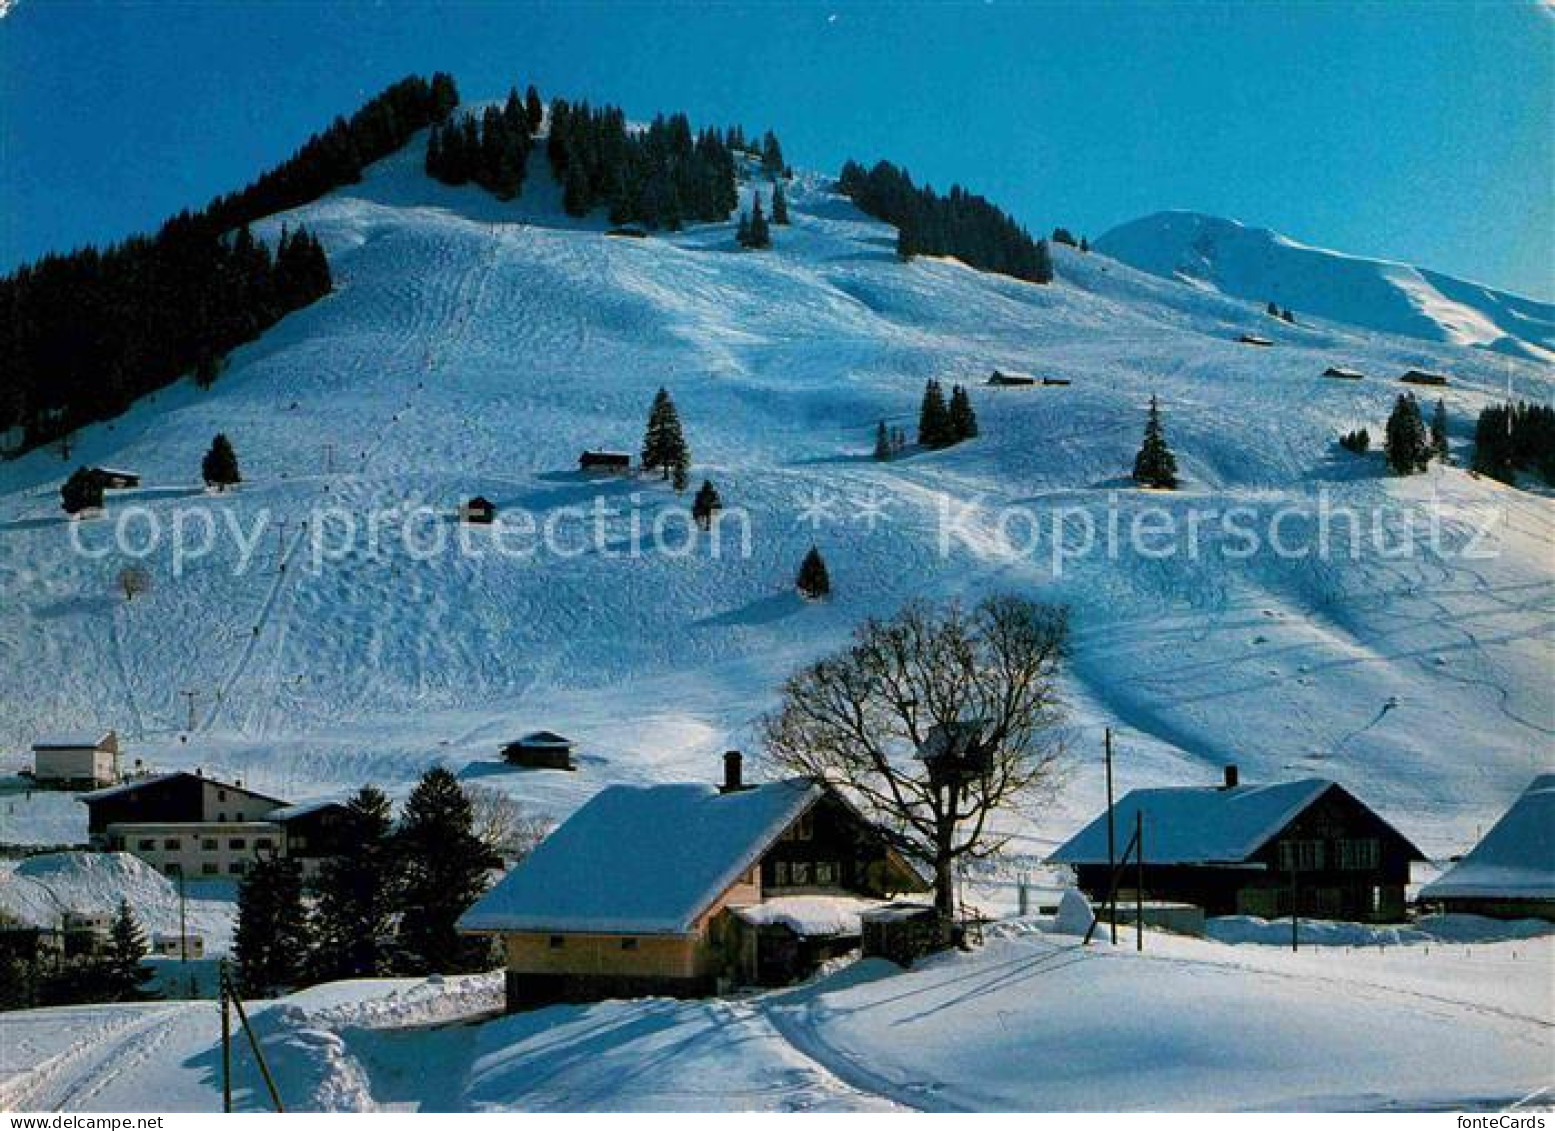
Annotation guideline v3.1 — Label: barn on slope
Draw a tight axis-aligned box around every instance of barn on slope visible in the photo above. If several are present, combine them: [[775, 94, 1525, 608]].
[[1418, 774, 1555, 921]]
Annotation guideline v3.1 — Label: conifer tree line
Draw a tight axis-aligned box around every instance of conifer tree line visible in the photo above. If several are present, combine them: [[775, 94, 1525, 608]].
[[234, 768, 522, 997], [917, 380, 979, 448], [425, 86, 539, 199], [837, 160, 1053, 283], [1472, 400, 1555, 484], [0, 74, 454, 457], [548, 101, 769, 230]]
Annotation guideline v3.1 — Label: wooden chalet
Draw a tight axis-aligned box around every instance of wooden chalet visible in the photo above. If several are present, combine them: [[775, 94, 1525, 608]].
[[501, 731, 576, 771], [460, 496, 496, 524], [266, 799, 354, 879], [459, 752, 928, 1010], [1400, 369, 1450, 387], [987, 370, 1036, 387], [1238, 333, 1275, 347], [1322, 366, 1366, 380], [579, 450, 631, 474], [1049, 766, 1426, 922], [1418, 774, 1553, 921], [89, 468, 141, 489]]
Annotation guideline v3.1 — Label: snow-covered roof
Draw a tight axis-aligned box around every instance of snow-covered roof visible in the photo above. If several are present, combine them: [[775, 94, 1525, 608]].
[[267, 799, 347, 822], [77, 772, 183, 802], [1419, 774, 1555, 902], [32, 731, 114, 750], [1049, 779, 1338, 866], [459, 778, 822, 935], [733, 895, 884, 937], [91, 467, 139, 478], [509, 730, 573, 749], [78, 771, 285, 807]]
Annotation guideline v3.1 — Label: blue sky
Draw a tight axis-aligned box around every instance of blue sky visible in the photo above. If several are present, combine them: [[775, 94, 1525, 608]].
[[3, 1, 1551, 298]]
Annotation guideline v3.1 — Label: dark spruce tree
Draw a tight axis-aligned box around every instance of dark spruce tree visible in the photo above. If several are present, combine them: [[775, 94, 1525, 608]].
[[692, 479, 723, 529], [917, 379, 953, 448], [395, 767, 498, 974], [1384, 393, 1430, 475], [771, 180, 790, 225], [60, 467, 104, 516], [873, 420, 893, 461], [1132, 395, 1180, 489], [796, 546, 831, 600], [310, 786, 397, 982], [104, 899, 156, 1002], [234, 852, 310, 998], [761, 130, 786, 178], [735, 210, 752, 247], [1032, 239, 1055, 284], [948, 384, 979, 441], [1079, 235, 1089, 253], [1430, 398, 1449, 462], [641, 388, 690, 481], [1339, 428, 1371, 454], [1267, 300, 1280, 317], [202, 433, 242, 490]]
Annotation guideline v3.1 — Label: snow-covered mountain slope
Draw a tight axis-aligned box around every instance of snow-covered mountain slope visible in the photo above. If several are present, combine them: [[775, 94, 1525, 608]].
[[0, 138, 1551, 860], [1096, 211, 1555, 363]]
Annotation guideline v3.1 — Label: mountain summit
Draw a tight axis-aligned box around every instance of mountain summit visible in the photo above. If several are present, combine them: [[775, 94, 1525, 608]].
[[1095, 210, 1553, 362]]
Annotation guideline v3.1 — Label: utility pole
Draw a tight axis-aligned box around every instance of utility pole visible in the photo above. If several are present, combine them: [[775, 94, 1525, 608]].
[[275, 518, 288, 573], [1135, 809, 1145, 952], [1291, 865, 1299, 953], [182, 689, 197, 734], [220, 960, 232, 1113], [1105, 728, 1117, 945], [323, 443, 335, 474], [178, 868, 188, 964]]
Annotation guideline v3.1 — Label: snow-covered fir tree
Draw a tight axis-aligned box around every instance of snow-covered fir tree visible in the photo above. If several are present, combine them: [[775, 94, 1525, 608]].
[[1132, 394, 1179, 489]]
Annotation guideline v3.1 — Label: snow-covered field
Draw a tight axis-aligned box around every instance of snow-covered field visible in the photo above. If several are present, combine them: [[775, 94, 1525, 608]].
[[0, 135, 1548, 867], [3, 926, 1549, 1112], [0, 124, 1551, 1111]]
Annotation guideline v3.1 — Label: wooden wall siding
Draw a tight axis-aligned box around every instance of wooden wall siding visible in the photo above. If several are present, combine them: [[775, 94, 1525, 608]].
[[504, 932, 706, 978], [760, 793, 915, 897]]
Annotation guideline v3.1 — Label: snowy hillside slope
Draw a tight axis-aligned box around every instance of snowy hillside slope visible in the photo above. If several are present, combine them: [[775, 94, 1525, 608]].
[[1096, 211, 1555, 363], [0, 136, 1551, 862]]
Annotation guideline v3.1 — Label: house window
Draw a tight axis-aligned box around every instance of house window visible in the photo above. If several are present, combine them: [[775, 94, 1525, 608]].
[[1278, 840, 1325, 872], [138, 838, 156, 851], [791, 862, 811, 885], [229, 838, 247, 850], [203, 862, 218, 876], [202, 838, 218, 851], [815, 862, 837, 886], [217, 812, 226, 822], [163, 838, 180, 850], [291, 835, 309, 851], [620, 938, 639, 951], [256, 838, 274, 850], [548, 936, 565, 949], [229, 861, 246, 875], [217, 789, 228, 801], [1337, 839, 1379, 870], [774, 862, 790, 886]]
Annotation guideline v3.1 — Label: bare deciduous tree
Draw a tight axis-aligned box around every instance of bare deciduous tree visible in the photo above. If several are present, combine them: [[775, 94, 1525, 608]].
[[117, 565, 152, 602], [761, 595, 1069, 926], [466, 786, 554, 864]]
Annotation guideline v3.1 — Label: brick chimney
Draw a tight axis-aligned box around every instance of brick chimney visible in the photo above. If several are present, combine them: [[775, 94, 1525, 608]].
[[1222, 764, 1240, 790], [720, 750, 751, 793]]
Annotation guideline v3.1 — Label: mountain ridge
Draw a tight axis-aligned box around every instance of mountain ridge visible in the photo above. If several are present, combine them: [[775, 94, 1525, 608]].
[[1095, 209, 1554, 363]]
